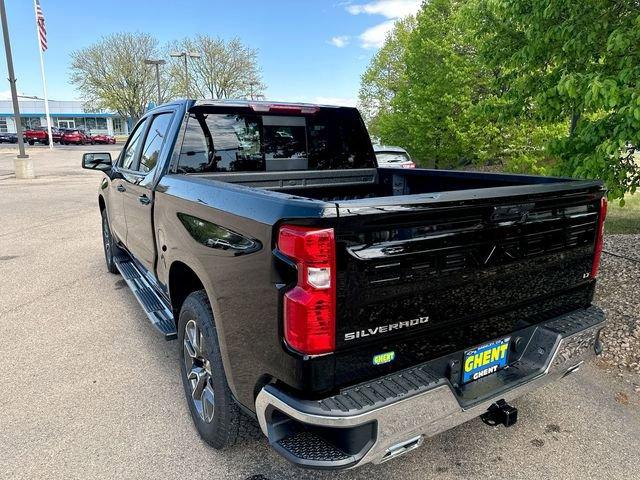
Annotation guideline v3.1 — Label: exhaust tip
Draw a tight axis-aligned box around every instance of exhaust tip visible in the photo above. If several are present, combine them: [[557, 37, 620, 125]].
[[380, 435, 423, 463]]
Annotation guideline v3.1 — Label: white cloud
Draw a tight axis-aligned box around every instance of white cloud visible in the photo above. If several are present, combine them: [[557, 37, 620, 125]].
[[359, 19, 397, 49], [328, 35, 350, 48], [346, 0, 421, 18], [313, 96, 358, 107], [346, 0, 421, 48]]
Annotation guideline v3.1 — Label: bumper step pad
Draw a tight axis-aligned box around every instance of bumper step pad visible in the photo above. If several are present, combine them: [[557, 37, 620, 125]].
[[114, 256, 177, 340], [317, 365, 440, 414], [278, 431, 350, 463]]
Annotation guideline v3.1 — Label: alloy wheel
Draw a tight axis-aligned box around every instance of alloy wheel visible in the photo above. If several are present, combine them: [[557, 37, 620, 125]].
[[183, 319, 215, 423]]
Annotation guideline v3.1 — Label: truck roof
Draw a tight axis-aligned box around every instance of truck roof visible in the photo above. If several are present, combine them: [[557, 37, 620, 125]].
[[192, 99, 343, 109], [145, 99, 350, 117]]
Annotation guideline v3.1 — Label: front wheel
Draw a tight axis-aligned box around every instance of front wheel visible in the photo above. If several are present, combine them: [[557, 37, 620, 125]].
[[178, 290, 259, 449], [101, 209, 122, 274]]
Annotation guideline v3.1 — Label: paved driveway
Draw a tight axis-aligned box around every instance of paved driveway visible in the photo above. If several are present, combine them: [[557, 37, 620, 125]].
[[1, 148, 638, 480]]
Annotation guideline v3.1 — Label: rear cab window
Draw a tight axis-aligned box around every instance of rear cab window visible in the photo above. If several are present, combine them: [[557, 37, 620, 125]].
[[176, 105, 375, 174]]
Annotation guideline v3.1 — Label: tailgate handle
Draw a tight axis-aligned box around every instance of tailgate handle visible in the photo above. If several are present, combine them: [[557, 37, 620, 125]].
[[489, 203, 535, 223]]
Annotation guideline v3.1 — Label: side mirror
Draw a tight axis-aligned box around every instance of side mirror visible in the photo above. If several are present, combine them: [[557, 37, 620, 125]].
[[82, 152, 112, 171]]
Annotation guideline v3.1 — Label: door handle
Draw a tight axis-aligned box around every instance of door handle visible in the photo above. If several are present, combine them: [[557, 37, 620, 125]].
[[138, 194, 151, 205], [116, 184, 126, 193]]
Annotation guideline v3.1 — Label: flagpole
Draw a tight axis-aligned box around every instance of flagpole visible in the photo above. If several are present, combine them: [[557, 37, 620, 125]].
[[33, 0, 52, 150]]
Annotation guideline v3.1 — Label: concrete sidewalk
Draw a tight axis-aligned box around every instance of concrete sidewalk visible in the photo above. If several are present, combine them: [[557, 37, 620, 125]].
[[1, 149, 638, 480]]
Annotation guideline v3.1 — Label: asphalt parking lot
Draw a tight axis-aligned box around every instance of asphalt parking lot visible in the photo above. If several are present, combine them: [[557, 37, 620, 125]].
[[1, 146, 639, 480]]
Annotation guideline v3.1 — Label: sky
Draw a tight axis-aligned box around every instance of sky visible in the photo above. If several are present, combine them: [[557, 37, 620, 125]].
[[0, 0, 421, 106]]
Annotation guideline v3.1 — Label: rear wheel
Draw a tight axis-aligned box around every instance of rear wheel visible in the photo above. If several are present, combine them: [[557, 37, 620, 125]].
[[101, 209, 122, 274], [178, 290, 259, 449]]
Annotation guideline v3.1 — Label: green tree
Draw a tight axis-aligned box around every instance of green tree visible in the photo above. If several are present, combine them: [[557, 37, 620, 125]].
[[69, 32, 161, 122], [358, 17, 414, 138], [359, 0, 554, 169], [478, 0, 640, 200], [360, 0, 640, 198], [168, 35, 265, 100]]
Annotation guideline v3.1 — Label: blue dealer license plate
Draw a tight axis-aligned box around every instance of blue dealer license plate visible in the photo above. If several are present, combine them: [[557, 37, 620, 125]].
[[462, 337, 510, 384]]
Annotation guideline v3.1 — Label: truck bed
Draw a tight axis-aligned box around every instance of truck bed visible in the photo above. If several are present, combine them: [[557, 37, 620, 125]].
[[197, 167, 589, 202]]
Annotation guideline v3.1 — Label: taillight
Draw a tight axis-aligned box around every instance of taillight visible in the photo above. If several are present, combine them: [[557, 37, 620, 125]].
[[590, 197, 608, 278], [278, 225, 336, 355]]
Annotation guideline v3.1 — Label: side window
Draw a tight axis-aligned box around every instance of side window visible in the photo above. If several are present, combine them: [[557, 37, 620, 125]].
[[139, 113, 173, 173], [177, 114, 211, 173], [120, 119, 148, 170]]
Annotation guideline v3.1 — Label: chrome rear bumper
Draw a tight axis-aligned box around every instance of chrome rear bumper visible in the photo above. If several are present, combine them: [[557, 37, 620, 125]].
[[255, 306, 605, 470]]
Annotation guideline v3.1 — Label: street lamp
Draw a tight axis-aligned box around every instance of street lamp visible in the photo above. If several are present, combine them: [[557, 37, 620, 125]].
[[144, 59, 166, 105], [169, 51, 201, 98]]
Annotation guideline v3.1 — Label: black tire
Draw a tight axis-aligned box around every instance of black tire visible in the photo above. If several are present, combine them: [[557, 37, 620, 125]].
[[101, 209, 122, 274], [178, 290, 260, 449], [28, 140, 34, 145]]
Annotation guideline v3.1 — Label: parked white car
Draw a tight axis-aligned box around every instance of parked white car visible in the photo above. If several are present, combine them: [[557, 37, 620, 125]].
[[373, 145, 416, 168]]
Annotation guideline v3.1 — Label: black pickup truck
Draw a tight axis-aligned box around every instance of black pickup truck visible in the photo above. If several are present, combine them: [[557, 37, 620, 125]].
[[83, 99, 607, 470]]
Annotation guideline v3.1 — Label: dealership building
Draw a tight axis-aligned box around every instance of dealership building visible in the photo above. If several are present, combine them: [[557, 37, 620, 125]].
[[0, 98, 129, 136]]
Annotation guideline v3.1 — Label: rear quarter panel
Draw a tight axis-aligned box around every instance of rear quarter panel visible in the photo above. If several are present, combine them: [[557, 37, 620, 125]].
[[154, 174, 337, 408]]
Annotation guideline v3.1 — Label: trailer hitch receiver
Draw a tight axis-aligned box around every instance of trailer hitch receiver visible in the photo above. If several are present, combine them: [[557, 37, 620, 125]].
[[481, 399, 518, 427]]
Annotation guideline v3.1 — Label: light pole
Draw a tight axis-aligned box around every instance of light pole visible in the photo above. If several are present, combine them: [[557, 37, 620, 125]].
[[170, 51, 201, 98], [144, 59, 166, 105], [0, 0, 32, 178]]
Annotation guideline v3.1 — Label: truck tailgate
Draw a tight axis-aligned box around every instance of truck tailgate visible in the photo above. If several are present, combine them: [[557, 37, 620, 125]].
[[332, 183, 604, 386]]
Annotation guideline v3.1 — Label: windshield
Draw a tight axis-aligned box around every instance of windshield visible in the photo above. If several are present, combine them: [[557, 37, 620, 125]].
[[376, 152, 411, 163], [177, 107, 375, 173]]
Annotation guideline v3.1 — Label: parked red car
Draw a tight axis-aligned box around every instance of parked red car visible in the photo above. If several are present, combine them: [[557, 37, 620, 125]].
[[24, 126, 63, 145], [61, 129, 93, 145], [91, 133, 116, 144]]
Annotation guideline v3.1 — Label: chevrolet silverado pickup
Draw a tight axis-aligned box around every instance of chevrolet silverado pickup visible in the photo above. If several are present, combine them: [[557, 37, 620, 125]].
[[82, 99, 607, 470]]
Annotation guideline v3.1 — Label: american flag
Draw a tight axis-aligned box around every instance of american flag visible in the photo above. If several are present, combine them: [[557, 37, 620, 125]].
[[35, 0, 47, 52]]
